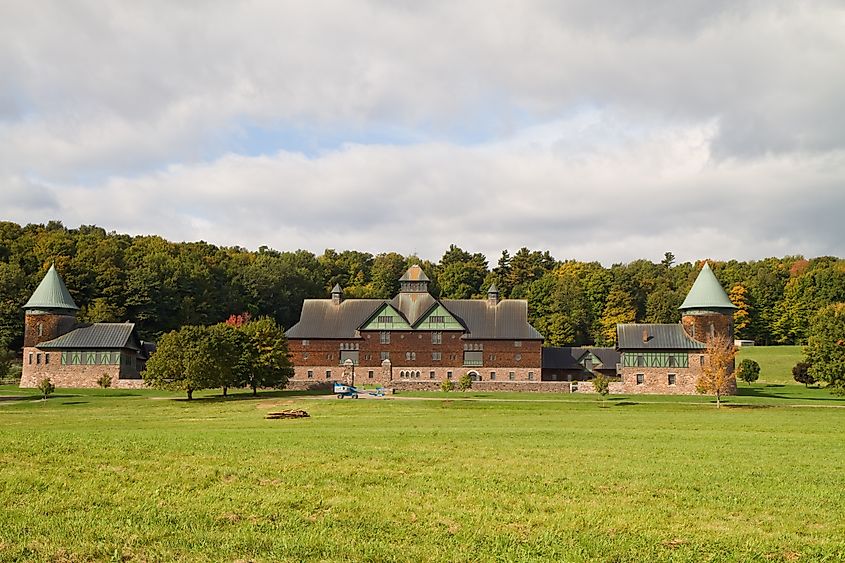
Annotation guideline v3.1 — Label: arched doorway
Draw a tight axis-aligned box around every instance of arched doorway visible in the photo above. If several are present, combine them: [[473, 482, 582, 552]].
[[467, 370, 481, 381]]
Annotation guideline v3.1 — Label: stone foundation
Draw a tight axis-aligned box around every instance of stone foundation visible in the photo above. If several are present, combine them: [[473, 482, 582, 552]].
[[20, 347, 145, 389], [572, 381, 625, 394]]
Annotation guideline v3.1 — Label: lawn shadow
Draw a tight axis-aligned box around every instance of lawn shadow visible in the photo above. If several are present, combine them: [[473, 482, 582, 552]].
[[173, 389, 331, 403], [61, 401, 89, 406], [737, 385, 845, 402], [612, 401, 638, 407]]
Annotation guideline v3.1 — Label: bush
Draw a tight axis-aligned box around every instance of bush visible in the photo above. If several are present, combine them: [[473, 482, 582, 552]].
[[793, 361, 815, 387], [97, 373, 113, 388], [737, 359, 760, 384], [440, 379, 454, 392], [592, 373, 610, 397], [458, 373, 473, 391], [37, 378, 55, 400]]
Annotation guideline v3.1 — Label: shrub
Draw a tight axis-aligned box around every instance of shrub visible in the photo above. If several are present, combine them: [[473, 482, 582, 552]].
[[793, 361, 815, 387], [592, 373, 610, 397], [440, 379, 454, 392], [37, 378, 55, 400], [736, 359, 760, 384], [97, 373, 113, 388], [458, 373, 473, 391]]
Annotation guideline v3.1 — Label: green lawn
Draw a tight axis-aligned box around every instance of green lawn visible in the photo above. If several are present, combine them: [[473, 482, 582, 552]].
[[737, 346, 803, 384], [1, 385, 844, 562]]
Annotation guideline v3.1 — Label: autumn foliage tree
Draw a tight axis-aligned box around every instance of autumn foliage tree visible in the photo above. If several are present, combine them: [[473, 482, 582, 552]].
[[696, 333, 738, 407], [805, 303, 845, 395], [792, 361, 815, 387]]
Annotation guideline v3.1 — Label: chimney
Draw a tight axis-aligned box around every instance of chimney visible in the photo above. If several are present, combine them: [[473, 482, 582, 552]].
[[642, 329, 650, 343], [487, 283, 500, 306], [331, 284, 343, 306]]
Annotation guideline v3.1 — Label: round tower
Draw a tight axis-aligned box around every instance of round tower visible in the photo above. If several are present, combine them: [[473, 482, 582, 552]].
[[679, 262, 737, 342], [22, 264, 79, 347]]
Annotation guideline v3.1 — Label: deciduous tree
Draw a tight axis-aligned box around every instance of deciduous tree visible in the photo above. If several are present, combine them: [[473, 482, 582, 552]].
[[792, 361, 815, 387], [696, 333, 738, 407], [736, 358, 760, 384], [805, 303, 845, 395]]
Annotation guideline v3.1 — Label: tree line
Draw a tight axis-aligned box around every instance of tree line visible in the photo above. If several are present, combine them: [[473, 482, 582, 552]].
[[2, 221, 845, 351]]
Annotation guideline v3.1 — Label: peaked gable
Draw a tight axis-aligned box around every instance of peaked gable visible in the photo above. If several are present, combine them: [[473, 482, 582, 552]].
[[359, 303, 413, 331], [413, 303, 464, 331]]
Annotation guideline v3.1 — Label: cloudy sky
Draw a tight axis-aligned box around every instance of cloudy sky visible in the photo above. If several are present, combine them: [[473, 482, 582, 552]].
[[2, 1, 843, 264]]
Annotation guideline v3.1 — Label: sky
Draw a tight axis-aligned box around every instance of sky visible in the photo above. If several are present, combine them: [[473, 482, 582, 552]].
[[1, 0, 844, 265]]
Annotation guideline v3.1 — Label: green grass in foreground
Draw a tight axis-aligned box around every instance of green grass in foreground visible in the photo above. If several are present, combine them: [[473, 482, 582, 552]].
[[1, 385, 844, 562], [737, 345, 803, 384]]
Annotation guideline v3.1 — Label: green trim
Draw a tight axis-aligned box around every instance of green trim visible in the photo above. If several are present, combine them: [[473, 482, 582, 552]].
[[622, 352, 690, 368], [414, 303, 464, 331], [359, 304, 412, 331]]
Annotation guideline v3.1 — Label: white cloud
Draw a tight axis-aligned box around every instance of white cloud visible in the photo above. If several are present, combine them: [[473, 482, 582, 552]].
[[1, 1, 844, 263]]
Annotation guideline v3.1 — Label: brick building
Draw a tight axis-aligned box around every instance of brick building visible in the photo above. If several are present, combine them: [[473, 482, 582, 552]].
[[616, 263, 737, 395], [285, 265, 546, 389], [19, 265, 153, 389]]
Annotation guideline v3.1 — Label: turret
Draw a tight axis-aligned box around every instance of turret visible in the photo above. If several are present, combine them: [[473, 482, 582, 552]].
[[331, 283, 344, 306], [398, 265, 430, 294], [22, 264, 79, 347], [487, 283, 500, 306], [679, 262, 737, 342]]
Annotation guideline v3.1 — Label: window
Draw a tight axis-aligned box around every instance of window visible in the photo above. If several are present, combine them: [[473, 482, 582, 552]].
[[429, 371, 435, 379], [464, 342, 483, 351], [44, 353, 49, 365], [37, 323, 43, 337], [378, 315, 392, 324], [636, 374, 644, 385], [303, 352, 309, 360], [430, 316, 445, 324], [364, 353, 371, 361], [431, 352, 441, 361], [71, 351, 81, 365], [325, 370, 333, 379], [447, 371, 453, 379], [490, 371, 496, 380], [463, 351, 483, 366], [380, 331, 390, 344], [514, 353, 521, 362], [668, 373, 676, 385], [326, 353, 333, 360], [28, 353, 33, 365], [431, 332, 442, 344], [636, 355, 645, 367], [489, 354, 496, 361], [508, 371, 515, 381], [307, 370, 314, 379], [405, 351, 416, 361], [86, 352, 96, 365], [36, 353, 41, 365], [380, 352, 390, 361], [368, 370, 374, 379], [668, 355, 677, 368], [528, 371, 535, 380], [302, 339, 309, 347], [340, 350, 359, 365], [514, 341, 522, 347], [700, 355, 705, 367]]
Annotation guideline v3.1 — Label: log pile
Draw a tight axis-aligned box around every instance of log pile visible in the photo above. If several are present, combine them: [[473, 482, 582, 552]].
[[265, 409, 310, 420]]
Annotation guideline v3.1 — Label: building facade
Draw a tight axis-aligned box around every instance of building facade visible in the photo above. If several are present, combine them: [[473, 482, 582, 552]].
[[616, 263, 737, 395], [286, 265, 546, 389], [20, 265, 153, 389]]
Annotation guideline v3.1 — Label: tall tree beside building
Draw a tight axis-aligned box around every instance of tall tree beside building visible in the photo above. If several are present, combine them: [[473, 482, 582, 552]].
[[805, 303, 845, 395], [696, 333, 738, 407], [598, 288, 636, 346], [729, 283, 753, 340], [240, 317, 294, 395], [143, 325, 221, 400]]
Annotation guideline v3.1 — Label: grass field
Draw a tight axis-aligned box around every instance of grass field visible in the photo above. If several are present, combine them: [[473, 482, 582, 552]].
[[1, 384, 844, 562], [737, 346, 803, 384]]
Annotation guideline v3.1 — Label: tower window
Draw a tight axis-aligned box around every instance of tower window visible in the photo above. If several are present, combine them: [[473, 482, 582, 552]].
[[37, 323, 43, 337]]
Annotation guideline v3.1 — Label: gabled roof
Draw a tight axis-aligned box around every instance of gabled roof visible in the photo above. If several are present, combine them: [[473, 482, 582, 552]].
[[399, 265, 430, 282], [286, 299, 384, 338], [37, 323, 142, 350], [331, 283, 343, 294], [391, 292, 438, 326], [588, 347, 621, 369], [679, 263, 737, 311], [442, 299, 543, 340], [617, 324, 706, 350], [542, 347, 588, 370], [23, 264, 79, 311]]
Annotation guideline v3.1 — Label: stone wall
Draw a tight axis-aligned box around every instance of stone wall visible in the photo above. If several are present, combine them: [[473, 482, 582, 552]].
[[618, 351, 737, 395], [20, 347, 145, 389], [571, 381, 626, 394], [681, 313, 732, 343], [24, 312, 77, 347]]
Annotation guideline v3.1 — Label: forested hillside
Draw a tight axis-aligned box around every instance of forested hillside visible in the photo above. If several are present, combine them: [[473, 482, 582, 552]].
[[2, 221, 844, 349]]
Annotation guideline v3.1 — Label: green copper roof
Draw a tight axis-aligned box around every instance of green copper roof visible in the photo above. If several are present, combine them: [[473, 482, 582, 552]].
[[679, 263, 737, 311], [23, 264, 79, 311]]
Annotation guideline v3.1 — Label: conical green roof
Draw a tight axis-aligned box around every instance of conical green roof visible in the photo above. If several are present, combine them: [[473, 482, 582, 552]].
[[679, 263, 737, 311], [23, 264, 79, 311]]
